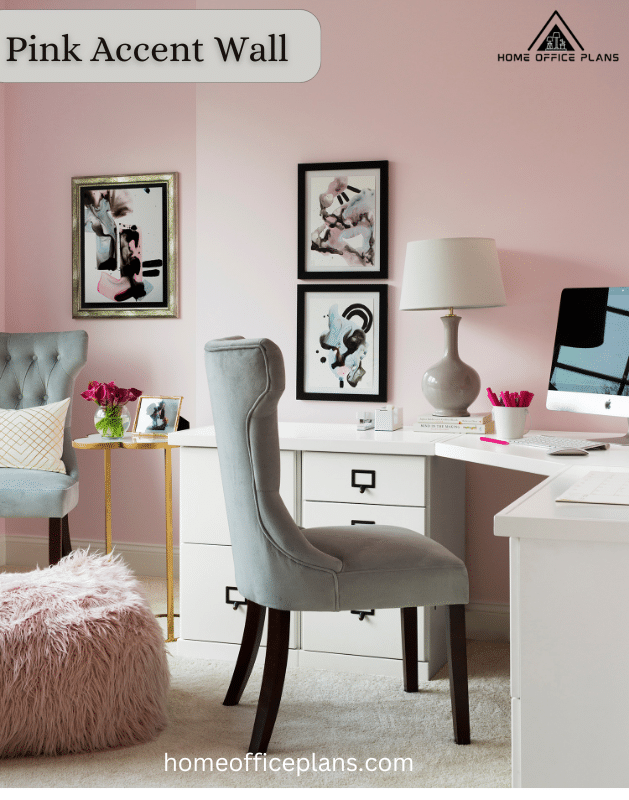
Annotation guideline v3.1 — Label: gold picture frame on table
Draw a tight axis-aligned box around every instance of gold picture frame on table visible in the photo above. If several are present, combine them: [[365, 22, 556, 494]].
[[72, 172, 178, 318], [132, 395, 183, 437]]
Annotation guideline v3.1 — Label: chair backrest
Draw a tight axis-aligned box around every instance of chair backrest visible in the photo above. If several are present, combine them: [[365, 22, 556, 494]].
[[0, 331, 89, 477], [205, 337, 341, 611]]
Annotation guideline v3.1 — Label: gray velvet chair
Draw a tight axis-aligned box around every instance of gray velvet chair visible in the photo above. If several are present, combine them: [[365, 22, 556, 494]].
[[205, 336, 470, 754], [0, 331, 88, 565]]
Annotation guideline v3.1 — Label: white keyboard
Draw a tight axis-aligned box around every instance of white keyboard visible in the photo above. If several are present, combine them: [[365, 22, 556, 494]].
[[510, 434, 609, 451]]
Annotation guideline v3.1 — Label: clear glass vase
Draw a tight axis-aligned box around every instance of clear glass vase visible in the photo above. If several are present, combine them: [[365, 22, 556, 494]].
[[94, 404, 131, 438]]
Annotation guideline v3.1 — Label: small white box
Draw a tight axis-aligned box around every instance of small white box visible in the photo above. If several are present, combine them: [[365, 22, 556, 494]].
[[356, 410, 374, 431], [374, 406, 403, 431]]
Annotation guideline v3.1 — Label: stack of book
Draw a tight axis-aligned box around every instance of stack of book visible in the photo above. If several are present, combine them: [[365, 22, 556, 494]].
[[412, 411, 494, 434]]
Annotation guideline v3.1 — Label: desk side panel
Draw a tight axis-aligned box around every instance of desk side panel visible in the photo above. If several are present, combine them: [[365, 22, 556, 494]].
[[518, 537, 629, 788], [424, 456, 465, 560], [424, 456, 466, 676]]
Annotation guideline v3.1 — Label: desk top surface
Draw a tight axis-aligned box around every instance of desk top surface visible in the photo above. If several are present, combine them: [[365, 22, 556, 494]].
[[495, 463, 629, 542], [169, 423, 629, 474], [169, 422, 452, 456], [435, 431, 629, 475]]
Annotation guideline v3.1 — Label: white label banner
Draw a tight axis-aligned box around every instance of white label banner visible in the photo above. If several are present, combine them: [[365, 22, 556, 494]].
[[0, 9, 321, 82]]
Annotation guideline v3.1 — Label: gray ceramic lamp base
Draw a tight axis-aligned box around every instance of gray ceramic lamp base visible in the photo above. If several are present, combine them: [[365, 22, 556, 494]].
[[422, 314, 481, 417]]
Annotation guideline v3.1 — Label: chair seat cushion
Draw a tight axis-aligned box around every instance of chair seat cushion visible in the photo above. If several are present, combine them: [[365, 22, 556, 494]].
[[0, 467, 78, 518], [0, 550, 169, 758], [303, 525, 469, 611]]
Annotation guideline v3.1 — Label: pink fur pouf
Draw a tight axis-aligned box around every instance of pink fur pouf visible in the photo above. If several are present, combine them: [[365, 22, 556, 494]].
[[0, 550, 169, 758]]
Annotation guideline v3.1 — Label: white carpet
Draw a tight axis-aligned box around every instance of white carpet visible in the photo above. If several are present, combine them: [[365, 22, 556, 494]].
[[1, 573, 511, 788]]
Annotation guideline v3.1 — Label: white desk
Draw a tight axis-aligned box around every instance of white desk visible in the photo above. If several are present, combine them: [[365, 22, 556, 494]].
[[170, 423, 465, 681], [435, 432, 629, 789], [171, 424, 629, 789]]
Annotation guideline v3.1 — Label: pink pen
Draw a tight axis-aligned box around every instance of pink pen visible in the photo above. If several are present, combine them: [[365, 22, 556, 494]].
[[480, 437, 509, 445], [486, 387, 501, 407]]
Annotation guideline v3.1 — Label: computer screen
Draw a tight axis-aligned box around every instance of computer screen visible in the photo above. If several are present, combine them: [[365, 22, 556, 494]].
[[547, 287, 629, 444]]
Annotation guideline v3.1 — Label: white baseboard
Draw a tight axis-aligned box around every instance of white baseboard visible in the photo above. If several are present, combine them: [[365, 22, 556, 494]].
[[2, 534, 179, 579], [465, 602, 510, 642]]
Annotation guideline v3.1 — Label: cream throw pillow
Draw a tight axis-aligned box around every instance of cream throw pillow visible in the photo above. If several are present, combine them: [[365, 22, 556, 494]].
[[0, 398, 70, 474]]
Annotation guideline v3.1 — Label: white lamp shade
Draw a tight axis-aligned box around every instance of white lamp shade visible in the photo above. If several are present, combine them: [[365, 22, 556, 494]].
[[399, 237, 506, 311]]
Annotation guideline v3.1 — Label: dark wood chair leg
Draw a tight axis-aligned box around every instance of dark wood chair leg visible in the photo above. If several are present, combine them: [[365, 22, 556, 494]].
[[401, 607, 419, 692], [48, 518, 62, 565], [61, 514, 72, 558], [446, 604, 470, 744], [224, 601, 267, 706], [49, 515, 73, 566], [248, 608, 290, 755]]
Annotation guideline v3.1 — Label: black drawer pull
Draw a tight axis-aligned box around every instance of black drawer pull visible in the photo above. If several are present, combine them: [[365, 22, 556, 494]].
[[351, 609, 375, 621], [225, 586, 247, 610], [351, 520, 375, 525], [351, 469, 376, 494]]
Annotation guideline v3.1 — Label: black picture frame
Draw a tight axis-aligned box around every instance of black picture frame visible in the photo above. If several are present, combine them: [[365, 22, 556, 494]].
[[297, 284, 388, 402], [298, 160, 388, 280], [72, 172, 178, 318]]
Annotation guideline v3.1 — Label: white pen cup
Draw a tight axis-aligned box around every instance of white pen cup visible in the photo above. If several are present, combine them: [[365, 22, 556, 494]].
[[492, 406, 531, 440]]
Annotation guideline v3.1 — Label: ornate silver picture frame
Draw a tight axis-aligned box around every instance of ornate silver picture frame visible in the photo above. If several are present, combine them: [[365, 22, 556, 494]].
[[72, 173, 178, 318]]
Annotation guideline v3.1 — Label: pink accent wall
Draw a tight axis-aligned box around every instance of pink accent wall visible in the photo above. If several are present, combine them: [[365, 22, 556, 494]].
[[194, 0, 629, 605], [3, 1, 629, 605], [0, 0, 5, 546], [3, 0, 196, 558], [0, 0, 5, 330], [0, 82, 4, 333]]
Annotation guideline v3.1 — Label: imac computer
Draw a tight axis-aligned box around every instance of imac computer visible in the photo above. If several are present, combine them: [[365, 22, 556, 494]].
[[547, 286, 629, 445]]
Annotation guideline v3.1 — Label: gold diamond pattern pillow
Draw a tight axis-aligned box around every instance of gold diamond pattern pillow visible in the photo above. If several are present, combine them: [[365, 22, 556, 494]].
[[0, 398, 70, 474]]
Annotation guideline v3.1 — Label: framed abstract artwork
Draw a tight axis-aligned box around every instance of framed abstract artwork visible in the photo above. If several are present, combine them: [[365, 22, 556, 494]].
[[72, 173, 178, 318], [298, 160, 389, 279], [297, 284, 388, 401]]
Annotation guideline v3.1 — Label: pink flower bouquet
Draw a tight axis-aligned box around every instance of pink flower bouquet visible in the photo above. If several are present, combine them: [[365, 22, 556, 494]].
[[82, 381, 142, 438]]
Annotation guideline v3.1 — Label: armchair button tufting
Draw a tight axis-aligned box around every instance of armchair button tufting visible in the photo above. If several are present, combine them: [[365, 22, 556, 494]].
[[56, 355, 61, 360], [5, 356, 10, 362], [32, 355, 37, 361]]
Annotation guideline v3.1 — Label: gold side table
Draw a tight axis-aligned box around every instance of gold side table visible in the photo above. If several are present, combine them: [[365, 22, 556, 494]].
[[73, 433, 178, 642]]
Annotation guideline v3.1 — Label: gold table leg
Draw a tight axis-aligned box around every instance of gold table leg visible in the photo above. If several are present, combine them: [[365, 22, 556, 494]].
[[104, 448, 113, 555], [75, 436, 178, 644], [164, 446, 176, 643]]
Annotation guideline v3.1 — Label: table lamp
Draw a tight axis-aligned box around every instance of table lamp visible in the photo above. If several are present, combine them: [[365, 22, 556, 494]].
[[399, 237, 506, 417]]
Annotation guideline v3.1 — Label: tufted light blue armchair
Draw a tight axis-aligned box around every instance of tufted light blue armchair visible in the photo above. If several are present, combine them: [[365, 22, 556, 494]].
[[205, 337, 470, 754], [0, 331, 88, 565]]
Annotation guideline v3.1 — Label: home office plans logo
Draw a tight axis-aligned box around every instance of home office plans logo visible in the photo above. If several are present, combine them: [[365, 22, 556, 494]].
[[498, 10, 619, 63]]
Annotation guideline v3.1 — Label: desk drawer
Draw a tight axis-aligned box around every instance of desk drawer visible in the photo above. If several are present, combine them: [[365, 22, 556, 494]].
[[180, 447, 296, 545], [303, 500, 425, 533], [180, 542, 298, 648], [302, 452, 425, 507], [302, 607, 425, 661]]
